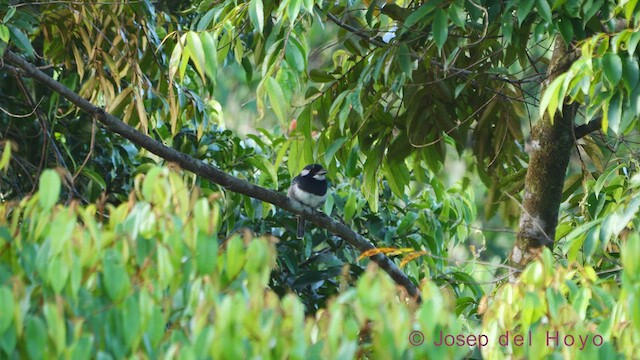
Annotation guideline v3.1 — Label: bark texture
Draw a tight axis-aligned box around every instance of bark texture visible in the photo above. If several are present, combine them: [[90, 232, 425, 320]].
[[511, 38, 578, 268]]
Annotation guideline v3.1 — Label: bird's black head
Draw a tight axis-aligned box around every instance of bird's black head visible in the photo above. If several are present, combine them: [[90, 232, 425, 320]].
[[300, 164, 327, 181]]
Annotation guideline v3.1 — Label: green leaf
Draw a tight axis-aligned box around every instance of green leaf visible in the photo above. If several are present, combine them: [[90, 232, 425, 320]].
[[344, 192, 357, 223], [626, 0, 639, 21], [288, 0, 302, 22], [517, 0, 535, 25], [572, 288, 592, 321], [347, 87, 363, 118], [2, 6, 16, 23], [0, 287, 13, 333], [187, 31, 206, 80], [602, 52, 623, 86], [47, 256, 70, 294], [103, 250, 130, 302], [448, 4, 466, 28], [285, 40, 305, 72], [201, 32, 218, 81], [25, 316, 46, 360], [607, 92, 622, 134], [38, 169, 61, 210], [628, 31, 640, 55], [557, 18, 573, 43], [433, 9, 449, 51], [168, 35, 184, 80], [535, 0, 552, 23], [0, 25, 9, 43], [362, 157, 379, 213], [0, 323, 16, 356], [0, 141, 11, 172], [403, 0, 441, 29], [324, 137, 348, 165], [383, 160, 410, 198], [397, 44, 412, 77], [249, 0, 264, 33], [194, 198, 211, 234], [157, 245, 174, 288], [265, 77, 288, 122], [8, 25, 34, 58], [539, 73, 567, 122], [81, 167, 106, 191], [583, 224, 600, 260], [196, 232, 218, 275], [622, 55, 639, 93], [309, 69, 335, 82], [225, 235, 245, 280], [247, 156, 278, 186], [44, 302, 65, 354], [397, 212, 417, 235], [122, 297, 142, 350]]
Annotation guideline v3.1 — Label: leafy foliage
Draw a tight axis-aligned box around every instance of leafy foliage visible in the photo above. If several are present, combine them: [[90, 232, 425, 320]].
[[2, 0, 640, 357], [0, 168, 639, 358]]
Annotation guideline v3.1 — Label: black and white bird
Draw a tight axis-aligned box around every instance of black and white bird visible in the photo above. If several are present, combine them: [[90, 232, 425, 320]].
[[287, 164, 328, 239]]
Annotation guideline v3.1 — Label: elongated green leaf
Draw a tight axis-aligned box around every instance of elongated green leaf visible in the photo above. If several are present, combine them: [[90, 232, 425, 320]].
[[557, 18, 573, 43], [39, 169, 61, 210], [602, 52, 623, 86], [607, 92, 622, 134], [517, 0, 535, 25], [344, 192, 357, 223], [266, 77, 288, 122], [285, 41, 305, 72], [397, 212, 417, 235], [247, 156, 278, 186], [187, 31, 206, 80], [103, 250, 130, 301], [249, 0, 264, 33], [0, 287, 13, 333], [324, 137, 348, 165], [0, 141, 11, 172], [2, 6, 16, 23], [25, 316, 46, 360], [403, 0, 441, 29], [362, 157, 379, 213], [535, 0, 552, 23], [0, 25, 9, 43], [288, 0, 301, 22], [539, 73, 567, 122], [622, 55, 639, 92], [168, 35, 185, 80], [81, 167, 106, 190], [196, 232, 218, 275], [8, 25, 34, 58], [397, 44, 412, 77], [626, 0, 639, 21], [433, 9, 449, 51]]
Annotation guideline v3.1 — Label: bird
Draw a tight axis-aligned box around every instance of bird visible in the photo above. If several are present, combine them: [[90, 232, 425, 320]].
[[287, 164, 328, 239]]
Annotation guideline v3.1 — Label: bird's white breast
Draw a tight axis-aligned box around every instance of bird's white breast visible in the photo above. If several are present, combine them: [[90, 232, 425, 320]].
[[290, 184, 327, 208]]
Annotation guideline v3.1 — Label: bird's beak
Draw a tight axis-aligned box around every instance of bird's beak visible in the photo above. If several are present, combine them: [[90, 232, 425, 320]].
[[318, 169, 327, 175]]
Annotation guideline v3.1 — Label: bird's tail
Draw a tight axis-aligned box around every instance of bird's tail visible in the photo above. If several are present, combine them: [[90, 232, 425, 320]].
[[297, 217, 305, 239]]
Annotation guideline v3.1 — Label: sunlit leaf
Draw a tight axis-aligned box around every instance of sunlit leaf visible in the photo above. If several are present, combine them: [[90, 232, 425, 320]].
[[249, 0, 264, 33], [187, 31, 206, 81], [38, 169, 61, 210]]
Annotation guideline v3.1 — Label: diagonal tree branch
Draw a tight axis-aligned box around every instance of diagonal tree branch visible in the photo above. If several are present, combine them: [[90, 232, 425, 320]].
[[3, 49, 421, 302]]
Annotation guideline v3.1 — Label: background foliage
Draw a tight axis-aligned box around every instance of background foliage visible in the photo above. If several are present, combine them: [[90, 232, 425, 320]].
[[1, 0, 640, 358]]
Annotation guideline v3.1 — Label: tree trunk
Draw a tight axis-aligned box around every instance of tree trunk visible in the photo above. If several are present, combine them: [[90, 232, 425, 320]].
[[511, 37, 578, 268]]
